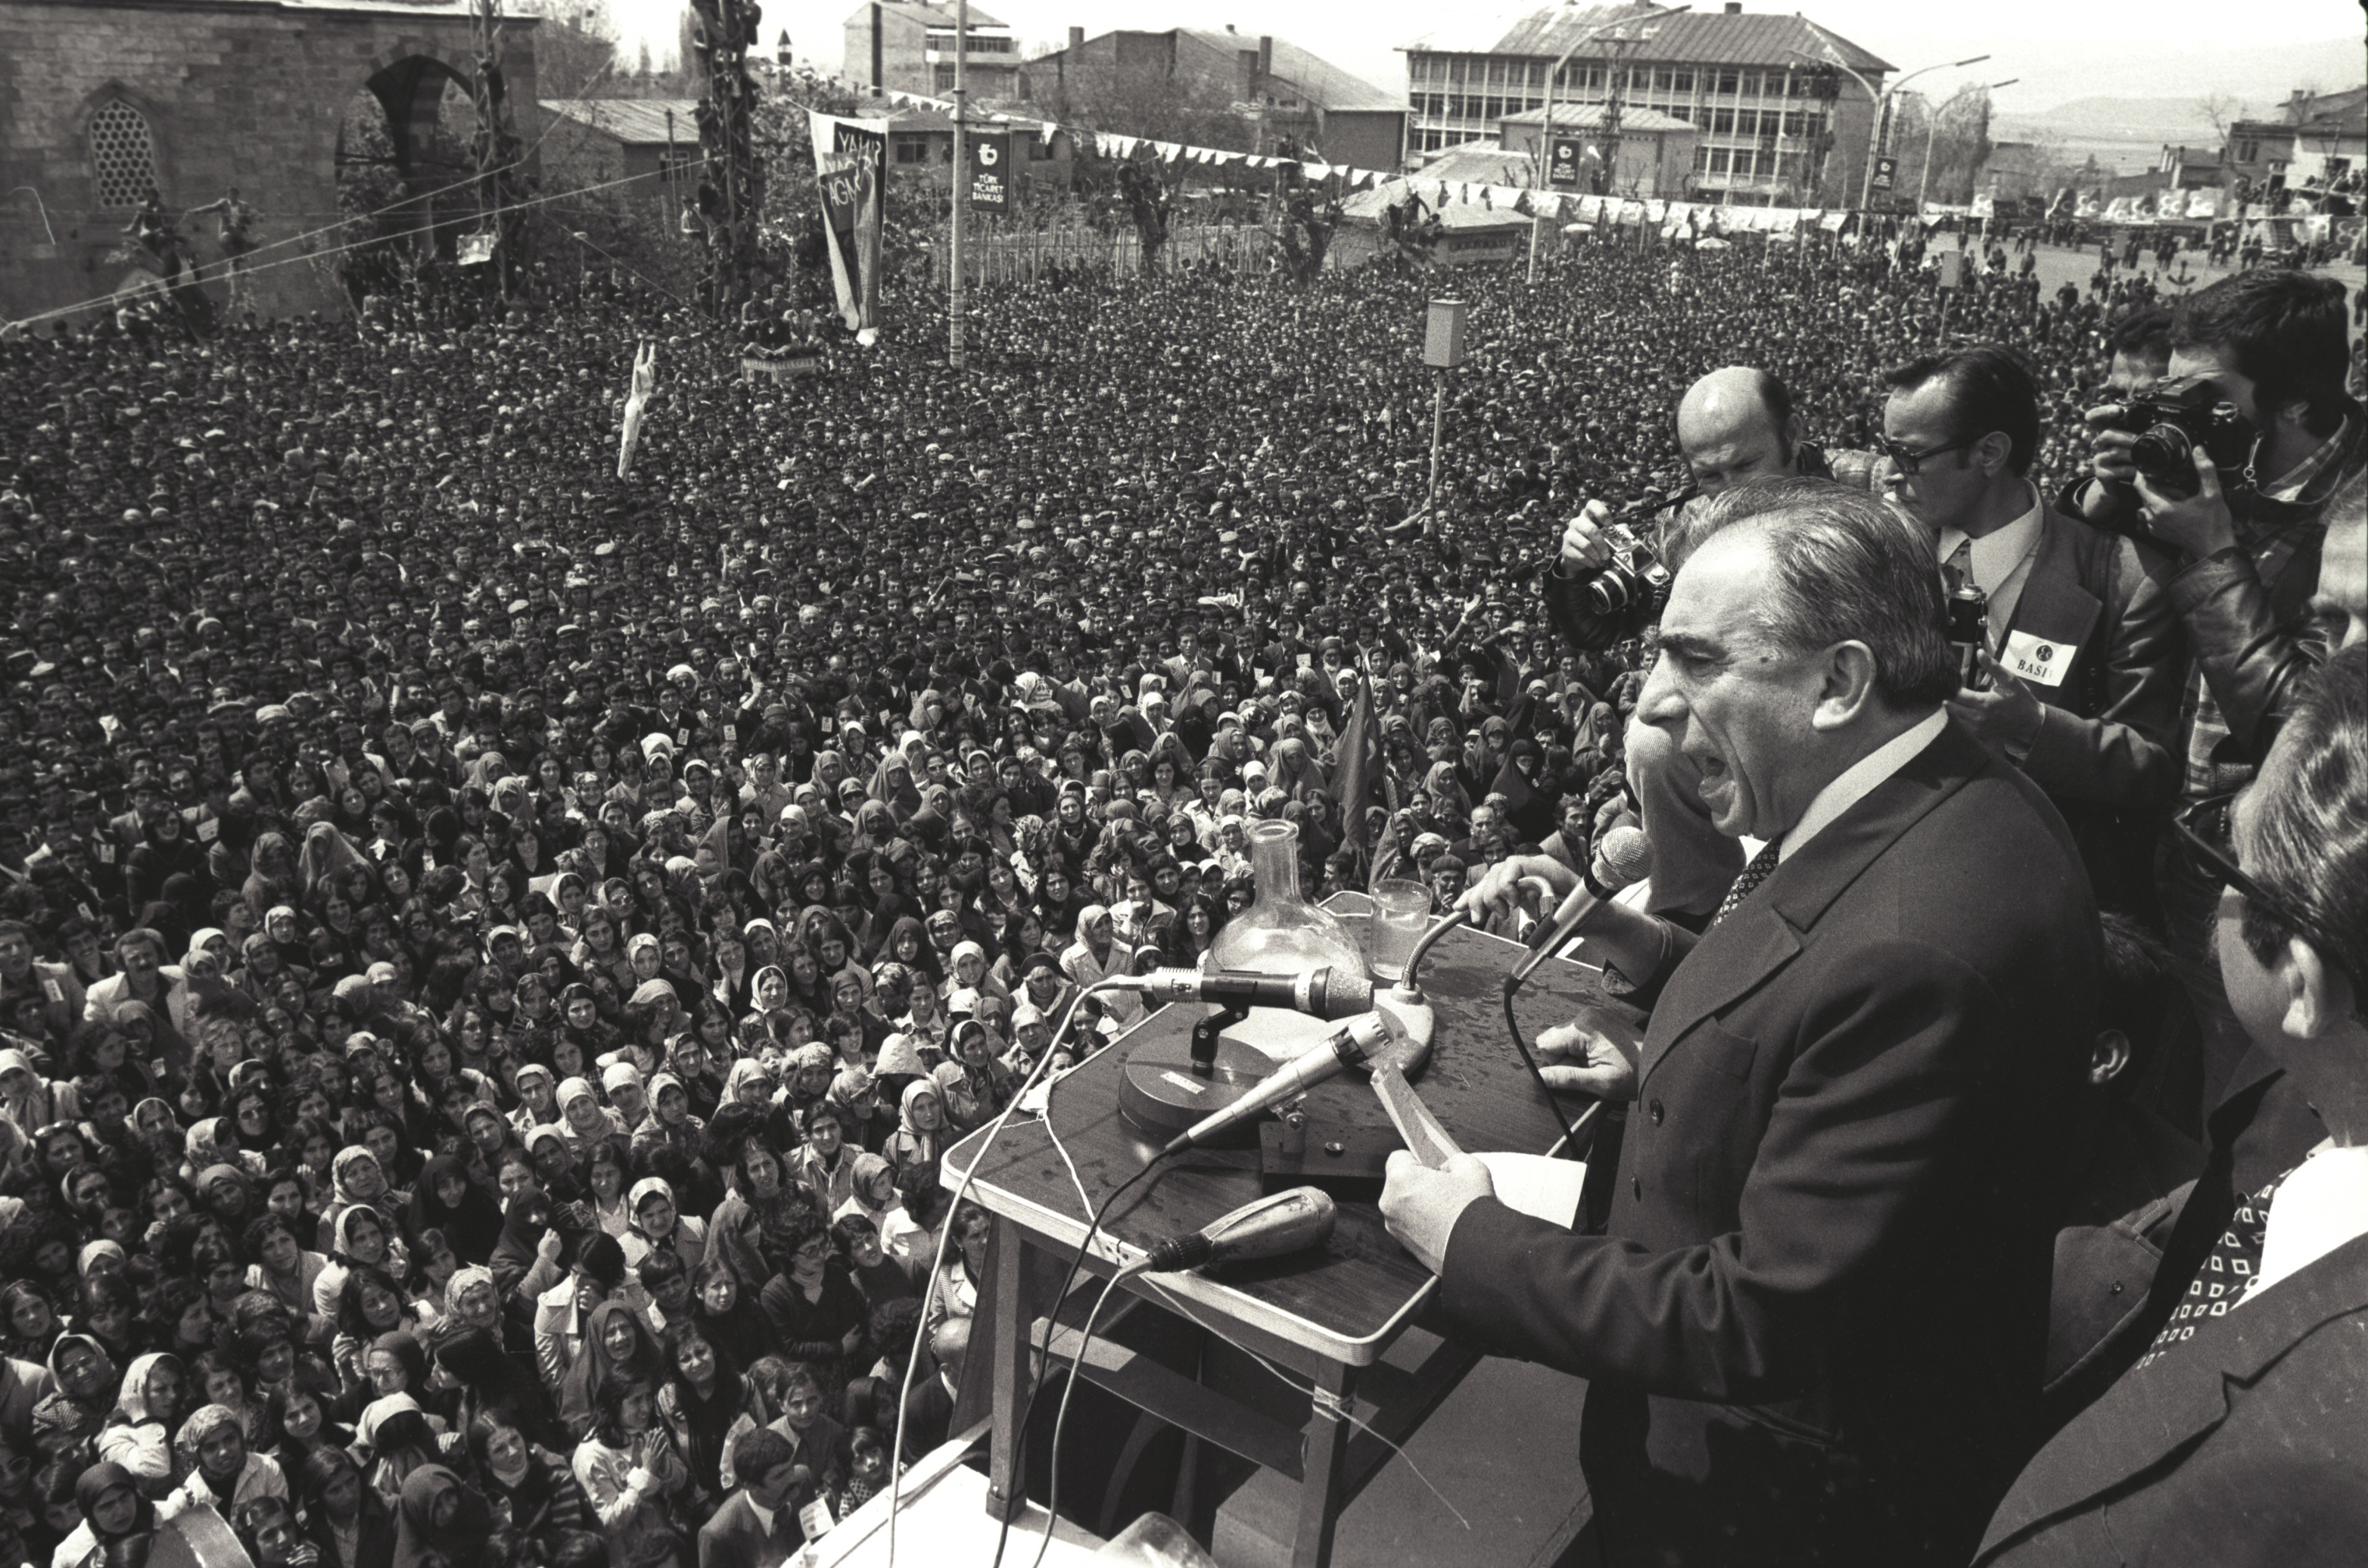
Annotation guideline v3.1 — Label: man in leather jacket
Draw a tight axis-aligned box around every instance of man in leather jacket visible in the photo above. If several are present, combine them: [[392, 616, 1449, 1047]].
[[2065, 268, 2363, 1121], [1543, 366, 1881, 924]]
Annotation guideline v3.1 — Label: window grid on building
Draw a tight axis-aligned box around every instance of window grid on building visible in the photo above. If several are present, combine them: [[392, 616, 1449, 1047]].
[[90, 99, 155, 209]]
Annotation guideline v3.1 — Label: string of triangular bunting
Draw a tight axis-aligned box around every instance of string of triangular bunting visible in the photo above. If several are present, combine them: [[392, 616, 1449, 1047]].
[[865, 87, 1396, 190], [861, 86, 1895, 230]]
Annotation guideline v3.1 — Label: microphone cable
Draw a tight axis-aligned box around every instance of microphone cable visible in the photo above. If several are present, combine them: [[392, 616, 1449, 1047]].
[[988, 1153, 1169, 1568], [884, 975, 1125, 1568]]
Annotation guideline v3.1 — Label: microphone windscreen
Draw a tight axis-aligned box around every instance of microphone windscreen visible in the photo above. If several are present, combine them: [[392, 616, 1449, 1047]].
[[1598, 823, 1654, 888]]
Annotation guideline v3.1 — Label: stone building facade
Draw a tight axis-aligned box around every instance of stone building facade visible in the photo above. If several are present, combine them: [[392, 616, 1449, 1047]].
[[0, 0, 537, 325]]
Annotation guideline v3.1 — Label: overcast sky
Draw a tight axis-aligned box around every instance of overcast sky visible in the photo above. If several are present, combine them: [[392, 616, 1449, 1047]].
[[605, 0, 2361, 117]]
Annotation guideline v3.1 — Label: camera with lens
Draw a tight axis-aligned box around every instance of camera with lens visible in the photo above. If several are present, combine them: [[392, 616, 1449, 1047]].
[[1580, 521, 1673, 627], [1944, 583, 1990, 692], [2112, 376, 2254, 499]]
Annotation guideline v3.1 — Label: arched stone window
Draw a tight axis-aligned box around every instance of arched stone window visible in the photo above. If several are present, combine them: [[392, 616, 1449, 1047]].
[[90, 99, 157, 208]]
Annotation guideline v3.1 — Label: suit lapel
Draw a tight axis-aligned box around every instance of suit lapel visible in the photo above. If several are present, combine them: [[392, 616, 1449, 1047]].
[[1996, 515, 2102, 702], [1641, 723, 1981, 1085], [1981, 1232, 2368, 1559]]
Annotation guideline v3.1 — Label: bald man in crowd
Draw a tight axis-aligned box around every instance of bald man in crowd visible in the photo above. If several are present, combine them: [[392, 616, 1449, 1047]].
[[1543, 366, 1882, 926]]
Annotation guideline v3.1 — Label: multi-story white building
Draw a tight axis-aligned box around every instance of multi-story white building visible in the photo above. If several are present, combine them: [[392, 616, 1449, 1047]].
[[1399, 2, 1890, 206]]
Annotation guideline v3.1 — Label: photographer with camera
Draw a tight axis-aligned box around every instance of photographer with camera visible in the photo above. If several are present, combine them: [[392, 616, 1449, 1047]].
[[2068, 270, 2364, 1120], [1543, 367, 1882, 926], [1880, 346, 2183, 923]]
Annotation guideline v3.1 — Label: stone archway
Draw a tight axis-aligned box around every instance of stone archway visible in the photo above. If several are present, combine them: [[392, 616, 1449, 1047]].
[[335, 54, 478, 294]]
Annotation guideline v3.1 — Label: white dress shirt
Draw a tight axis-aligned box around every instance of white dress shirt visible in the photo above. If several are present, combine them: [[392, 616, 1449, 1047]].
[[2251, 1142, 2368, 1302], [1778, 709, 1950, 866], [1935, 482, 2046, 647]]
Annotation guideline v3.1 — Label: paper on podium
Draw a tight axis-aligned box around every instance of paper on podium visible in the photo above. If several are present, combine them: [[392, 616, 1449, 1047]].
[[1474, 1152, 1588, 1230]]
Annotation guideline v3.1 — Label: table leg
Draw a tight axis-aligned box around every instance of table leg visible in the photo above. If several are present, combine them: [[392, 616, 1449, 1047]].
[[1292, 1361, 1358, 1568], [984, 1214, 1032, 1523]]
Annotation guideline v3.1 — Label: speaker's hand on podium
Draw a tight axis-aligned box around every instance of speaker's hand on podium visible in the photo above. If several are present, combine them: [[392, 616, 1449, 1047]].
[[1380, 1150, 1497, 1277], [1536, 1021, 1636, 1102]]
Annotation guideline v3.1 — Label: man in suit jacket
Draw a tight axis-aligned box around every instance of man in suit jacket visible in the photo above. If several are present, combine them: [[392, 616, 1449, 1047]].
[[1881, 344, 2184, 922], [1976, 642, 2368, 1565], [1385, 479, 2098, 1566], [699, 1426, 811, 1568]]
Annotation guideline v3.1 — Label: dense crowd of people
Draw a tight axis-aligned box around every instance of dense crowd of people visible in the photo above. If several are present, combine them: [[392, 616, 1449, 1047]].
[[0, 221, 2359, 1568]]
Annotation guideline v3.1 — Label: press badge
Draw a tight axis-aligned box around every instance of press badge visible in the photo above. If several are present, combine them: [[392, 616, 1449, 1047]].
[[2002, 630, 2071, 687]]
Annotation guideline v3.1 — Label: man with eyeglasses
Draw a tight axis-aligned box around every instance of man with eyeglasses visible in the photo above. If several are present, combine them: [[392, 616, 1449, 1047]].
[[1546, 366, 1884, 929], [2081, 272, 2365, 1130], [1879, 345, 2183, 927], [1974, 642, 2368, 1564]]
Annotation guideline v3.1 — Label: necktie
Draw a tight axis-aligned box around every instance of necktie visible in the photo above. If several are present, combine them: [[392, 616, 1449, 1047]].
[[1940, 535, 1975, 596], [2133, 1165, 2293, 1372], [1711, 840, 1781, 928]]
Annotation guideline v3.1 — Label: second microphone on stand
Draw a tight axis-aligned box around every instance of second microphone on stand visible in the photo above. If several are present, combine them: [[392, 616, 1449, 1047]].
[[1506, 824, 1654, 990]]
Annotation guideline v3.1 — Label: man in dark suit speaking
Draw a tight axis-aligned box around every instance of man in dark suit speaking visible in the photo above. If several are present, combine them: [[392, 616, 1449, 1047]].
[[1383, 479, 2099, 1566]]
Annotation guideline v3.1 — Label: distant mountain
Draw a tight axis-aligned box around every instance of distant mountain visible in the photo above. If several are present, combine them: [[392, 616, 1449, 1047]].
[[1997, 97, 2230, 142]]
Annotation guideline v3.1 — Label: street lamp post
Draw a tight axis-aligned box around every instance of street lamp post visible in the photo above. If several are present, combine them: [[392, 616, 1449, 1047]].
[[1915, 79, 2017, 213], [1788, 42, 1990, 211], [1529, 2, 1689, 282], [948, 0, 967, 370]]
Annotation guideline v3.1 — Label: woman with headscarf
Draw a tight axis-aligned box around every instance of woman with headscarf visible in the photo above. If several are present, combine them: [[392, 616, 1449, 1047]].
[[297, 823, 378, 911], [354, 1395, 443, 1508], [95, 1352, 187, 1498], [172, 1401, 288, 1513], [403, 1156, 503, 1266], [824, 1066, 892, 1156], [433, 1327, 554, 1452], [934, 1025, 1016, 1137], [466, 1413, 595, 1549], [318, 1143, 402, 1250], [125, 806, 212, 928], [299, 1448, 395, 1568], [390, 1464, 495, 1568], [1421, 759, 1475, 838], [555, 1299, 665, 1446], [33, 1333, 119, 1460], [554, 1077, 624, 1167], [51, 1462, 157, 1568], [1265, 736, 1330, 804], [620, 1177, 705, 1280], [315, 1204, 404, 1327], [241, 833, 299, 922], [705, 1134, 802, 1298], [885, 1079, 947, 1190], [628, 1075, 705, 1174]]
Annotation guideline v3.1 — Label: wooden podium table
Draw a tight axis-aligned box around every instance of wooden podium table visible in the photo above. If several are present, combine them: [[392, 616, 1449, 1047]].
[[942, 903, 1620, 1567]]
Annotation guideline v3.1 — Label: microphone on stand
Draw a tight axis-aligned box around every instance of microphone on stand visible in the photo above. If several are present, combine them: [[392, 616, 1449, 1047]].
[[1505, 824, 1654, 991], [1127, 966, 1376, 1022], [1161, 1013, 1396, 1156]]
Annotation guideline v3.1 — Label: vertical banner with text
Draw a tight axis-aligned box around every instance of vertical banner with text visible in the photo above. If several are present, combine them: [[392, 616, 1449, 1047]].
[[1548, 137, 1583, 190], [969, 132, 1010, 211], [810, 112, 886, 336]]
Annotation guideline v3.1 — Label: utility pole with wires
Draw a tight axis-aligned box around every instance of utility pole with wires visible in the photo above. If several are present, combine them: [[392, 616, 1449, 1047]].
[[688, 0, 766, 310], [468, 0, 531, 296]]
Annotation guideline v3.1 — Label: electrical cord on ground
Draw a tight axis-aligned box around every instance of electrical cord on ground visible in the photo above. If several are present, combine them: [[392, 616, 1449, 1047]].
[[880, 975, 1125, 1568]]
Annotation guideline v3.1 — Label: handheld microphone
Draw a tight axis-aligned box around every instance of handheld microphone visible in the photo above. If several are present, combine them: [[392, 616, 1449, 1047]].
[[1162, 1013, 1395, 1156], [1137, 1187, 1336, 1274], [1506, 825, 1654, 990], [1130, 966, 1376, 1022]]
